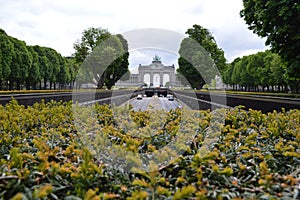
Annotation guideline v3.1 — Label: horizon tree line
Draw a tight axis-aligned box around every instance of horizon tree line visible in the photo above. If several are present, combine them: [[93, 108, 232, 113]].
[[0, 28, 78, 90], [222, 50, 289, 92], [0, 20, 298, 93], [0, 27, 130, 90]]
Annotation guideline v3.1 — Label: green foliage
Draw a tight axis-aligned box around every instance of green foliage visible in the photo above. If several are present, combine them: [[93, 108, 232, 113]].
[[74, 27, 111, 63], [0, 100, 299, 199], [240, 0, 300, 92], [177, 38, 216, 90], [74, 27, 130, 89], [224, 50, 289, 92], [44, 48, 60, 86], [65, 57, 80, 87], [26, 46, 41, 89], [0, 28, 73, 90], [173, 185, 196, 200], [57, 56, 71, 87], [177, 25, 226, 89], [9, 37, 31, 90], [0, 32, 13, 89], [186, 25, 226, 72]]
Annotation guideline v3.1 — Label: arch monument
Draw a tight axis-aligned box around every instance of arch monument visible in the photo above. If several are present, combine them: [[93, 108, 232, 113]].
[[115, 55, 179, 88], [138, 55, 176, 87]]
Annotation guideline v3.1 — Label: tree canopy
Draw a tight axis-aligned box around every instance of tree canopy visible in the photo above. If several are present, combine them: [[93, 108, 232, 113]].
[[0, 28, 74, 90], [177, 25, 225, 89], [185, 24, 226, 72], [0, 32, 13, 89], [73, 27, 111, 64], [223, 50, 288, 92], [240, 0, 300, 92], [0, 27, 129, 90], [73, 27, 129, 89]]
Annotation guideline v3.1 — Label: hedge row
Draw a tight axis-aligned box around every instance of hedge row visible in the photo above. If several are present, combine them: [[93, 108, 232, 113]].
[[0, 99, 299, 199]]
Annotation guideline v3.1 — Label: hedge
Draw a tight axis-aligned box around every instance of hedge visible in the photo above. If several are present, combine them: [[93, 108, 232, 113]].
[[0, 99, 299, 199]]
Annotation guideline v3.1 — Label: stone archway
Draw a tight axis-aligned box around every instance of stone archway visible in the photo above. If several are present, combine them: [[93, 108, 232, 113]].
[[153, 74, 160, 87], [163, 74, 170, 87], [138, 55, 176, 87], [143, 74, 150, 86]]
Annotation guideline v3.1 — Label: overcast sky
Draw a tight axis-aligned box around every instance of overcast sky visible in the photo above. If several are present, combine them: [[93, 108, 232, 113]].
[[0, 0, 268, 72]]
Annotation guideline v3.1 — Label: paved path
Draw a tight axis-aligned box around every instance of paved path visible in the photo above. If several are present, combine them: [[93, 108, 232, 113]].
[[129, 96, 184, 111]]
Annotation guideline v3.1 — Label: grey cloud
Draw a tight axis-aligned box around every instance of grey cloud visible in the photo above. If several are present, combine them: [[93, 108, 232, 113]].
[[0, 0, 269, 63], [212, 23, 267, 62]]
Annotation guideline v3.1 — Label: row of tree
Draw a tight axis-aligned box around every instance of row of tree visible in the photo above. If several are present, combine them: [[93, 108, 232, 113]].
[[2, 0, 299, 92], [0, 29, 78, 90], [176, 24, 297, 93], [177, 0, 299, 93], [0, 27, 130, 90], [240, 0, 299, 93], [223, 50, 288, 92], [177, 25, 296, 93]]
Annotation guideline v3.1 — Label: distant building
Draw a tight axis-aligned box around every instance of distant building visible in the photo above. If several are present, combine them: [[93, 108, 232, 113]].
[[115, 74, 139, 88], [116, 55, 184, 88]]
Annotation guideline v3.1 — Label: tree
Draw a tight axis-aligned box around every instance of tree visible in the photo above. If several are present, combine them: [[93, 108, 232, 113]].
[[27, 46, 41, 89], [9, 37, 31, 90], [0, 30, 14, 90], [228, 50, 288, 92], [74, 27, 111, 64], [177, 38, 203, 89], [223, 58, 241, 90], [1, 28, 73, 90], [177, 25, 226, 89], [83, 36, 123, 89], [74, 28, 129, 89], [65, 57, 80, 89], [115, 34, 130, 80], [237, 57, 252, 91], [240, 0, 300, 92], [177, 33, 219, 89], [104, 34, 130, 88], [248, 52, 267, 91], [56, 57, 70, 89], [185, 24, 227, 72], [32, 46, 49, 89], [264, 51, 287, 92], [231, 59, 243, 90], [44, 48, 60, 89]]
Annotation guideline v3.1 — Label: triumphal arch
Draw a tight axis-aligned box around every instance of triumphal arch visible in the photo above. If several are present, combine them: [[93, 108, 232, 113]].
[[138, 55, 176, 87]]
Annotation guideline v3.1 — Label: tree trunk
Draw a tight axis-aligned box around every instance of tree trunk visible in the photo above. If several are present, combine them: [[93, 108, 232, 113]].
[[16, 80, 21, 90], [44, 79, 47, 90], [33, 82, 37, 90], [9, 81, 13, 90], [97, 72, 106, 89], [296, 83, 299, 94], [26, 81, 30, 90]]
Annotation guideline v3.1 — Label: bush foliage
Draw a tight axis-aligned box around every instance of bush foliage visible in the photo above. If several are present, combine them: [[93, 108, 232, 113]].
[[0, 99, 299, 199]]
